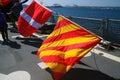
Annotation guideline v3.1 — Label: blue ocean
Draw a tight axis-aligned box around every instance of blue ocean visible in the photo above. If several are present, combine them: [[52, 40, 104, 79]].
[[49, 7, 120, 43], [49, 7, 120, 19]]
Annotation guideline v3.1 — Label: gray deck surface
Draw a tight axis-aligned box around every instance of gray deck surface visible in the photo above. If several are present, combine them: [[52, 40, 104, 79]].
[[0, 24, 116, 80]]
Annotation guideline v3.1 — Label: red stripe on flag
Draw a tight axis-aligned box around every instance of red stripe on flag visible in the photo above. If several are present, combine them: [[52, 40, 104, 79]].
[[18, 17, 38, 37], [54, 19, 72, 30], [37, 39, 100, 55], [53, 72, 64, 80], [41, 55, 83, 66], [65, 57, 82, 66], [41, 56, 66, 65], [43, 29, 90, 44], [25, 1, 52, 24], [41, 55, 83, 67]]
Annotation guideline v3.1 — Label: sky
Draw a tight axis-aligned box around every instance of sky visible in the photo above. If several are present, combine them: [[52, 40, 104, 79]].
[[24, 0, 120, 7]]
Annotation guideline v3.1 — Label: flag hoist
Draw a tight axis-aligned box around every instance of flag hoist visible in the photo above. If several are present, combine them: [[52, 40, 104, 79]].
[[37, 15, 101, 80], [17, 0, 52, 37]]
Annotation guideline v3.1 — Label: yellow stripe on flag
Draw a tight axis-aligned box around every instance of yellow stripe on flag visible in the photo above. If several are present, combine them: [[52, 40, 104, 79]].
[[40, 35, 99, 50], [57, 16, 64, 23], [64, 48, 92, 59], [47, 24, 81, 38], [39, 50, 64, 58], [46, 63, 67, 73], [46, 63, 74, 73]]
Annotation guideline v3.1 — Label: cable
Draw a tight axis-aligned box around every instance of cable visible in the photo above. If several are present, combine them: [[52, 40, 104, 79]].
[[92, 49, 101, 71]]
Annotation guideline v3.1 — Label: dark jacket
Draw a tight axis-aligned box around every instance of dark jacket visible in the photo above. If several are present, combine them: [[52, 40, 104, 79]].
[[0, 0, 28, 20], [0, 13, 8, 31]]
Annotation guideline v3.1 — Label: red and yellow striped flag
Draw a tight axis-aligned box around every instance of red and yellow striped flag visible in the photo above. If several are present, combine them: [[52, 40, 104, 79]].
[[37, 15, 101, 80]]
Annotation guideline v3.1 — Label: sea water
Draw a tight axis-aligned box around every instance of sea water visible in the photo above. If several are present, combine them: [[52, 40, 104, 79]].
[[49, 7, 120, 43], [49, 7, 120, 19]]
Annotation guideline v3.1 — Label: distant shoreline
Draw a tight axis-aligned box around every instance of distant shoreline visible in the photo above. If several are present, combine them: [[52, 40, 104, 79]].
[[46, 6, 120, 9], [23, 4, 120, 9]]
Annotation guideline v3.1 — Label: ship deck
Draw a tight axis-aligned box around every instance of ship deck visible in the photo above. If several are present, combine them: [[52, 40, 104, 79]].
[[0, 23, 118, 80]]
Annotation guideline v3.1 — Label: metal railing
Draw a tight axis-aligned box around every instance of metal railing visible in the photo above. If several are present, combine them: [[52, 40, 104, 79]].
[[48, 15, 120, 44]]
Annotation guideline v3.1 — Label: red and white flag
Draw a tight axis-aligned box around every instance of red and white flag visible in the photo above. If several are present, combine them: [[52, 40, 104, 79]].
[[17, 0, 52, 37]]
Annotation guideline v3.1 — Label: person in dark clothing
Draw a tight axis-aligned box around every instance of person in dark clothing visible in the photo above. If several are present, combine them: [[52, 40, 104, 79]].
[[0, 0, 28, 18], [0, 0, 15, 27], [0, 0, 28, 28], [11, 0, 28, 20], [0, 11, 10, 43]]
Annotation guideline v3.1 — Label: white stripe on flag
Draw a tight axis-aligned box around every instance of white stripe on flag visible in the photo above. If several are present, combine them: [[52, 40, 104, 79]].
[[20, 10, 43, 29]]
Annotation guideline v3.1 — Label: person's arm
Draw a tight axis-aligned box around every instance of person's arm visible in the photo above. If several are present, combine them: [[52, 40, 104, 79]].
[[20, 0, 28, 4]]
